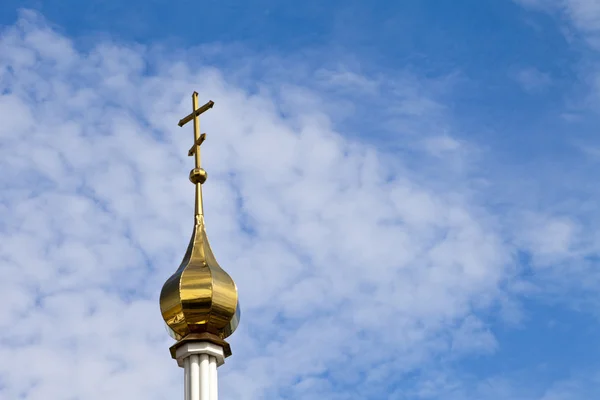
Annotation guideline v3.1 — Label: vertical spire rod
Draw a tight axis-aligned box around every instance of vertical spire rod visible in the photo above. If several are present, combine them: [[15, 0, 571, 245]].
[[192, 92, 204, 217], [177, 92, 213, 220], [192, 92, 202, 171]]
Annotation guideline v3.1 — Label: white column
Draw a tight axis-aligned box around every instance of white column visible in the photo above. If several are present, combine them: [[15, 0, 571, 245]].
[[190, 354, 200, 400], [184, 357, 191, 400], [209, 356, 218, 400], [199, 354, 210, 400], [176, 342, 225, 400]]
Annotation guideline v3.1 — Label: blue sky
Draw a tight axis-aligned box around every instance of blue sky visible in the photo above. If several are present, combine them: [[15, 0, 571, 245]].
[[2, 1, 600, 399]]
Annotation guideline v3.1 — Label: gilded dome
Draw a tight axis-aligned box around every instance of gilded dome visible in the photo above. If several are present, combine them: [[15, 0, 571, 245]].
[[160, 214, 240, 340]]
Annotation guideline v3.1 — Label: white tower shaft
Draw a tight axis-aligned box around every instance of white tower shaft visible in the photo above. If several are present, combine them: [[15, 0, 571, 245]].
[[176, 342, 225, 400]]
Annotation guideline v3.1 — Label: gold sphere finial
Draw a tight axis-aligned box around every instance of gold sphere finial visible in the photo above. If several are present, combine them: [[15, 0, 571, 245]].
[[189, 168, 208, 184]]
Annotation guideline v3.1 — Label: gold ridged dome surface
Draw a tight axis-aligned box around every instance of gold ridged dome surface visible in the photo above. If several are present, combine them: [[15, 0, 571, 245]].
[[160, 92, 240, 341]]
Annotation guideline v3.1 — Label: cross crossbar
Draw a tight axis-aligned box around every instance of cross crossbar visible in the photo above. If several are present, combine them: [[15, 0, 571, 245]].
[[178, 100, 215, 127], [188, 133, 207, 156]]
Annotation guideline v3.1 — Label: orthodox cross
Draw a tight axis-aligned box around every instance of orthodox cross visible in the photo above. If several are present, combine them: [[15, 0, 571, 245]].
[[178, 92, 214, 217]]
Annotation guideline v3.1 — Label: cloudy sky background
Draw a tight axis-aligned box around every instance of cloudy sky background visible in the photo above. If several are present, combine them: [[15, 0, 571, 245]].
[[2, 1, 600, 399]]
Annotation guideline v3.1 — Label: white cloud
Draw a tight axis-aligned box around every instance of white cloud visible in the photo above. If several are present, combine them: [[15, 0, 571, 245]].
[[422, 135, 462, 155], [515, 0, 600, 47], [315, 67, 381, 94], [517, 215, 577, 265], [564, 0, 600, 37], [513, 67, 552, 93]]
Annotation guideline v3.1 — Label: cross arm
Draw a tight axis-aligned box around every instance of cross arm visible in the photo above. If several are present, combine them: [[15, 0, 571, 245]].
[[188, 133, 207, 156], [178, 100, 215, 127]]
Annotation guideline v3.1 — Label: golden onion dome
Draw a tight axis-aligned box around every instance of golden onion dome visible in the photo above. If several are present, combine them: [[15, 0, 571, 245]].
[[160, 93, 240, 345]]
